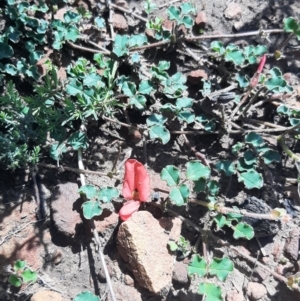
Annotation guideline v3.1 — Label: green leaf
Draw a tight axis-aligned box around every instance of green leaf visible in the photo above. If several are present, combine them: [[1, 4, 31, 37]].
[[98, 187, 119, 203], [188, 254, 207, 277], [237, 158, 255, 172], [160, 165, 180, 186], [225, 47, 245, 65], [0, 42, 14, 59], [198, 283, 222, 301], [157, 61, 170, 71], [169, 184, 189, 206], [235, 73, 249, 88], [186, 161, 211, 181], [277, 104, 291, 116], [167, 6, 181, 23], [208, 257, 234, 281], [194, 178, 206, 192], [138, 80, 154, 95], [130, 95, 147, 110], [3, 63, 17, 75], [214, 214, 230, 229], [176, 97, 193, 110], [65, 25, 80, 41], [238, 170, 263, 189], [227, 207, 243, 221], [66, 79, 84, 96], [131, 53, 140, 63], [146, 114, 167, 126], [68, 132, 89, 150], [73, 291, 100, 301], [254, 45, 268, 56], [14, 260, 26, 271], [82, 200, 103, 219], [204, 120, 216, 132], [262, 150, 281, 164], [181, 15, 194, 28], [207, 180, 219, 196], [78, 185, 98, 199], [122, 81, 136, 97], [283, 17, 299, 33], [8, 275, 22, 287], [148, 124, 170, 144], [180, 2, 196, 14], [64, 11, 81, 23], [215, 160, 235, 176], [128, 34, 148, 47], [168, 241, 178, 251], [231, 142, 244, 155], [22, 269, 37, 283], [83, 73, 102, 87], [245, 132, 264, 147], [243, 150, 257, 165], [49, 143, 67, 161], [210, 41, 225, 55], [233, 222, 254, 240], [95, 17, 105, 28], [113, 34, 129, 57], [178, 111, 195, 124]]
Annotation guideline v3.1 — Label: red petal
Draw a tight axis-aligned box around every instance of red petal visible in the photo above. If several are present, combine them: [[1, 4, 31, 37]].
[[122, 159, 137, 200], [135, 162, 150, 202], [257, 54, 266, 73], [119, 200, 141, 221]]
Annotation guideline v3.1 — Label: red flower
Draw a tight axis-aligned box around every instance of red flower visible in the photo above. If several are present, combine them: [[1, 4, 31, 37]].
[[119, 159, 150, 221]]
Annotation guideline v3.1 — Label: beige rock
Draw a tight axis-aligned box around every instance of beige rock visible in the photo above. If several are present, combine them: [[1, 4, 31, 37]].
[[195, 11, 207, 26], [226, 289, 244, 301], [159, 217, 182, 242], [246, 282, 267, 300], [108, 283, 142, 301], [284, 228, 300, 261], [112, 13, 128, 31], [188, 69, 208, 84], [117, 211, 174, 293], [172, 262, 188, 285], [31, 290, 63, 301], [224, 3, 242, 20]]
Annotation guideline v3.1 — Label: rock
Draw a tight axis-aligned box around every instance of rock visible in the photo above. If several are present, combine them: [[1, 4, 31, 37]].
[[112, 13, 128, 31], [31, 290, 63, 301], [172, 262, 188, 285], [117, 211, 174, 293], [54, 8, 67, 21], [246, 282, 267, 300], [252, 266, 269, 281], [124, 274, 134, 286], [94, 210, 119, 233], [159, 217, 182, 242], [108, 283, 142, 301], [226, 289, 244, 301], [188, 69, 208, 84], [162, 19, 175, 31], [224, 3, 242, 20], [284, 228, 300, 261], [233, 21, 244, 31], [272, 242, 283, 262], [98, 256, 114, 282], [195, 11, 207, 26], [51, 182, 82, 239]]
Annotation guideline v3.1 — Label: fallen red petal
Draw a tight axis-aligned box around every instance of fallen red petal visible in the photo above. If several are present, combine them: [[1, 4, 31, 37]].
[[119, 200, 141, 221]]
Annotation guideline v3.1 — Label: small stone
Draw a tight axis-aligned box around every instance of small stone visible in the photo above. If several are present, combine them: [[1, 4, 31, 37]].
[[108, 283, 142, 301], [226, 289, 244, 301], [31, 290, 63, 301], [188, 69, 208, 84], [94, 211, 119, 233], [124, 274, 134, 286], [224, 3, 242, 20], [272, 242, 282, 262], [284, 228, 300, 261], [98, 258, 114, 282], [172, 262, 188, 285], [276, 262, 294, 275], [162, 19, 175, 31], [112, 13, 128, 31], [195, 11, 207, 26], [252, 267, 269, 281], [53, 250, 63, 265], [159, 217, 182, 242], [54, 8, 67, 21], [246, 282, 267, 300], [233, 21, 244, 31]]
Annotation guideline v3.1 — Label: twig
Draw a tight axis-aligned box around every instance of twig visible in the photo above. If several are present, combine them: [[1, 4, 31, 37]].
[[230, 89, 252, 120], [77, 148, 117, 301], [110, 3, 148, 22], [37, 275, 64, 294], [277, 33, 294, 51], [159, 0, 180, 9], [86, 40, 111, 55], [37, 163, 120, 180], [67, 41, 106, 54], [244, 119, 288, 130]]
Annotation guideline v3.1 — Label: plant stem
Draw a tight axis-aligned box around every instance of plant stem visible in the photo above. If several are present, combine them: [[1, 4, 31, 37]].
[[67, 41, 105, 54], [277, 33, 294, 51], [110, 3, 148, 22]]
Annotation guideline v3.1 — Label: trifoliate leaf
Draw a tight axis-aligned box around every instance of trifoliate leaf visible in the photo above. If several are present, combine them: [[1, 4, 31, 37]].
[[186, 161, 210, 181], [283, 17, 299, 33], [198, 283, 222, 301], [235, 73, 249, 88], [188, 254, 207, 277], [8, 275, 22, 287], [22, 269, 37, 283], [98, 187, 119, 203], [225, 47, 245, 65], [167, 6, 181, 23], [181, 15, 194, 28], [208, 257, 234, 281], [113, 34, 129, 57], [238, 170, 263, 189], [122, 81, 136, 97], [128, 34, 148, 47], [237, 158, 255, 172], [49, 143, 67, 161], [82, 200, 103, 219], [160, 165, 180, 186], [180, 2, 196, 14], [14, 260, 26, 271], [176, 97, 193, 110], [233, 222, 254, 240], [78, 185, 98, 199], [169, 184, 189, 206]]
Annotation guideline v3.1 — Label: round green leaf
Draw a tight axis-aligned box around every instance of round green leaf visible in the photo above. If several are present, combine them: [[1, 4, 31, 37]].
[[167, 241, 178, 252], [188, 254, 207, 277], [215, 160, 235, 176], [0, 42, 14, 59], [167, 6, 181, 22], [130, 95, 147, 110], [245, 132, 264, 147], [231, 142, 244, 155], [233, 222, 254, 240], [8, 275, 22, 287], [225, 48, 245, 65], [208, 257, 234, 281], [181, 15, 194, 28], [238, 170, 263, 189], [98, 187, 119, 203], [146, 114, 167, 126], [186, 161, 211, 181], [243, 150, 257, 165], [149, 124, 170, 144], [14, 260, 26, 271], [138, 80, 154, 95], [73, 291, 100, 301], [214, 214, 230, 229], [198, 283, 222, 301], [210, 41, 225, 55], [78, 185, 98, 199], [22, 269, 37, 283], [169, 184, 189, 206], [262, 150, 281, 164], [178, 111, 195, 124], [193, 178, 206, 193], [82, 200, 103, 219], [283, 17, 298, 33], [207, 180, 219, 196], [160, 165, 180, 186]]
